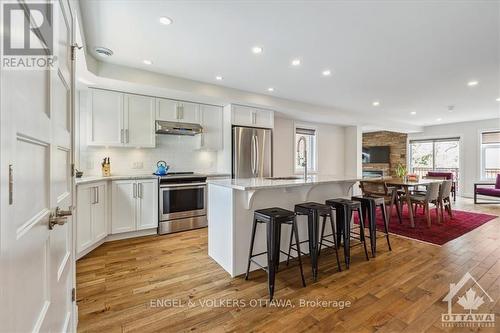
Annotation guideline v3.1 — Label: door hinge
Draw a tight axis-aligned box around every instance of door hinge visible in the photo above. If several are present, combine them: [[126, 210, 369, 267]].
[[71, 43, 82, 61], [8, 164, 13, 205], [72, 287, 76, 302]]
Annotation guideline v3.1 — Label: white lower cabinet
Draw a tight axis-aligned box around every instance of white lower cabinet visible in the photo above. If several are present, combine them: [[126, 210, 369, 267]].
[[76, 181, 107, 254], [112, 179, 158, 234]]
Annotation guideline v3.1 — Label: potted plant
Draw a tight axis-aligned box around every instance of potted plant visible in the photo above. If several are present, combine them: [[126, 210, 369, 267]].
[[395, 163, 407, 180]]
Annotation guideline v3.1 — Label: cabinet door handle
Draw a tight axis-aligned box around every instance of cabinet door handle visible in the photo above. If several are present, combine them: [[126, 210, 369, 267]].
[[139, 183, 143, 198], [133, 183, 137, 198], [120, 129, 124, 143], [95, 186, 99, 204], [125, 129, 129, 143]]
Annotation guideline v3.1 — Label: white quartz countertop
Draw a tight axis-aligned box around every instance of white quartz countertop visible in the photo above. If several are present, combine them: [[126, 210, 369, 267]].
[[207, 175, 360, 191], [75, 174, 158, 185], [76, 173, 231, 185]]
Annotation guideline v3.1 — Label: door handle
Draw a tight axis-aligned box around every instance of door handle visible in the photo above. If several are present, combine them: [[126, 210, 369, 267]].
[[49, 207, 72, 230]]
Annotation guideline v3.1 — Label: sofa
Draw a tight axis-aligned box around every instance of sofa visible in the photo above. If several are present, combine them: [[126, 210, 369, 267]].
[[474, 174, 500, 204]]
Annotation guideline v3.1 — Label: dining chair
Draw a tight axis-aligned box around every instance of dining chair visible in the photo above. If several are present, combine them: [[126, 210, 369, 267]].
[[435, 180, 453, 222], [401, 182, 440, 227], [359, 180, 402, 224]]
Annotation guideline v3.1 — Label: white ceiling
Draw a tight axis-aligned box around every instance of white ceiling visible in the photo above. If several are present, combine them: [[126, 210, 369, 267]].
[[79, 0, 500, 128]]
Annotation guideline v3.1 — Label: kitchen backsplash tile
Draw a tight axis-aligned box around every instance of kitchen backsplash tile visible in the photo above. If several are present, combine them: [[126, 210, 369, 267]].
[[79, 134, 218, 176]]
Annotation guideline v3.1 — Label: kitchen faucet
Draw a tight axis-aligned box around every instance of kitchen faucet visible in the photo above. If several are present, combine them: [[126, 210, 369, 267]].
[[296, 135, 308, 180]]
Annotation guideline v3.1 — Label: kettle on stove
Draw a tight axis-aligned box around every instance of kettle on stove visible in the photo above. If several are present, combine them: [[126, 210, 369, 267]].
[[155, 160, 169, 175]]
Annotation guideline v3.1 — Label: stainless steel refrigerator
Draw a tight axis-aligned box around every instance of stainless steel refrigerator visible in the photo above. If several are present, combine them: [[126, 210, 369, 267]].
[[232, 126, 272, 178]]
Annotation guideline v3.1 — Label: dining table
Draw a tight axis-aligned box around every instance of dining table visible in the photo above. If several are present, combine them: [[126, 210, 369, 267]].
[[383, 178, 443, 228]]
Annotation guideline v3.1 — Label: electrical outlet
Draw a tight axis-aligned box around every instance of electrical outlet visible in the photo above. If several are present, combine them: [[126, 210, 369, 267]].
[[132, 162, 144, 169]]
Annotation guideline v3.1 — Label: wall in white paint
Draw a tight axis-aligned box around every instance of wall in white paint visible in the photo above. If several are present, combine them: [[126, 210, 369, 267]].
[[273, 117, 346, 177], [407, 118, 500, 198]]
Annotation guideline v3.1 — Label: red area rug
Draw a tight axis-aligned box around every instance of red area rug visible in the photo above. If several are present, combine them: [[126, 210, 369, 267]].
[[355, 206, 497, 246]]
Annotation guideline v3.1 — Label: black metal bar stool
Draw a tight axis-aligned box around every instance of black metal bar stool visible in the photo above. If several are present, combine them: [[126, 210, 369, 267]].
[[245, 207, 306, 300], [352, 196, 392, 257], [325, 198, 369, 269], [286, 202, 342, 281]]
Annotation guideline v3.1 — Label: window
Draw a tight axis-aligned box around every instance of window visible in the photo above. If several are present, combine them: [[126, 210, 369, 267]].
[[481, 130, 500, 179], [295, 126, 317, 173], [409, 138, 460, 181]]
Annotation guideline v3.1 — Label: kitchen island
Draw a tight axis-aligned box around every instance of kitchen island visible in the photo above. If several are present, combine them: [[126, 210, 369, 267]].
[[207, 176, 359, 277]]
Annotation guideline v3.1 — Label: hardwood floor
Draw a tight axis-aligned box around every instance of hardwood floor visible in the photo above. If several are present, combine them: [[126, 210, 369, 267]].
[[76, 198, 500, 332]]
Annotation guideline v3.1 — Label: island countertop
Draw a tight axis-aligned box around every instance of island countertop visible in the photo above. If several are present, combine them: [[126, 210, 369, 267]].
[[207, 175, 360, 191]]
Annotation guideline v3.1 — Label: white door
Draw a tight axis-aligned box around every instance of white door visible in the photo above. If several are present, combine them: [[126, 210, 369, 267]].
[[0, 1, 75, 332], [156, 98, 179, 121], [136, 179, 159, 230], [92, 182, 107, 241], [88, 89, 123, 146], [76, 185, 93, 253], [111, 180, 136, 233], [125, 94, 155, 147]]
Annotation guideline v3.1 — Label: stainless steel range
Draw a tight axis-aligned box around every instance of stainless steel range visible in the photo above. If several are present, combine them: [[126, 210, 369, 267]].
[[157, 172, 207, 235]]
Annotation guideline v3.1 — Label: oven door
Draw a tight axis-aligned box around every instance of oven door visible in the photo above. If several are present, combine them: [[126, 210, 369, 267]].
[[159, 183, 206, 221]]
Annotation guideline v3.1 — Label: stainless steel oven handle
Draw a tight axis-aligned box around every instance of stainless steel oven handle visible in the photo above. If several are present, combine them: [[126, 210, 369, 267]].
[[160, 182, 207, 188]]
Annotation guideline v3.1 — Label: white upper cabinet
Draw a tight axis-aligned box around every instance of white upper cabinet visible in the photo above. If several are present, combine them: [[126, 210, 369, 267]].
[[177, 101, 200, 123], [125, 94, 155, 147], [87, 89, 155, 147], [231, 104, 274, 128], [199, 104, 223, 151], [88, 89, 123, 146], [156, 98, 200, 123], [156, 98, 179, 122]]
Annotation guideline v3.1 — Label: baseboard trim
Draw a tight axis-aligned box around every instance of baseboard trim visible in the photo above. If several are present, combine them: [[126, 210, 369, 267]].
[[76, 228, 158, 260]]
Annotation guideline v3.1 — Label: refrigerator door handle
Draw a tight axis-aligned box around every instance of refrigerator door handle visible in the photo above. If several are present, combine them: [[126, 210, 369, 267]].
[[251, 135, 257, 176], [254, 135, 259, 176]]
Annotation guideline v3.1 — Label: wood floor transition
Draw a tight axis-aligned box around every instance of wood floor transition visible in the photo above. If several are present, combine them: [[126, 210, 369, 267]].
[[76, 198, 500, 332]]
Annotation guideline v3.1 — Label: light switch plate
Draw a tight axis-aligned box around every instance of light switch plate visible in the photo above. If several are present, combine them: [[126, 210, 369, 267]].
[[132, 162, 144, 169]]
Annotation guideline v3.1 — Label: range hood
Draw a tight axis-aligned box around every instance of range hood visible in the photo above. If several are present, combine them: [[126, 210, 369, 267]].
[[155, 120, 203, 136]]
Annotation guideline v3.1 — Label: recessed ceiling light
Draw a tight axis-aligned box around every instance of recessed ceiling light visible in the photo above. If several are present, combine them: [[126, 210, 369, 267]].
[[436, 118, 442, 121], [372, 101, 380, 107], [291, 58, 301, 66], [143, 59, 152, 65], [322, 69, 331, 76], [94, 46, 113, 57], [467, 80, 479, 87], [496, 97, 500, 102], [215, 75, 223, 81], [410, 111, 417, 115], [252, 46, 263, 54], [267, 87, 274, 92], [159, 17, 173, 25]]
